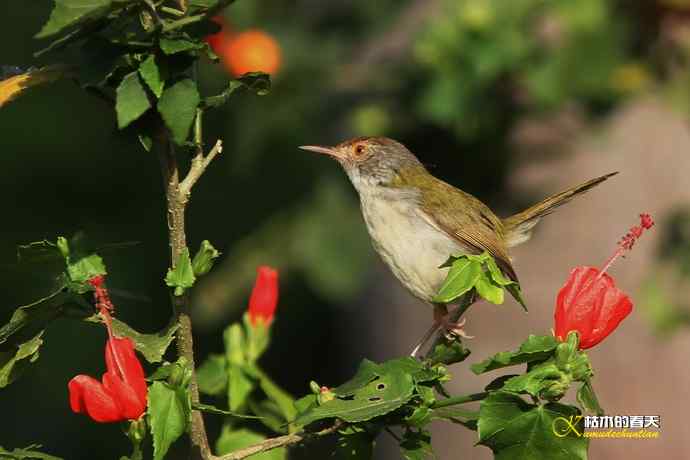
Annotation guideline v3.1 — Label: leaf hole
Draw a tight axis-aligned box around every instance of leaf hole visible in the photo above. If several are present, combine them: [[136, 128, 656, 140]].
[[368, 396, 382, 402], [376, 383, 386, 390]]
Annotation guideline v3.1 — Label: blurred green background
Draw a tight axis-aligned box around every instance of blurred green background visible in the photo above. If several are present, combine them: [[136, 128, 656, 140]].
[[2, 0, 690, 458]]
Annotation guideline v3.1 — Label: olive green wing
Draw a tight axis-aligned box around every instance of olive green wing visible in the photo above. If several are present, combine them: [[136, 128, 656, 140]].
[[418, 178, 518, 282]]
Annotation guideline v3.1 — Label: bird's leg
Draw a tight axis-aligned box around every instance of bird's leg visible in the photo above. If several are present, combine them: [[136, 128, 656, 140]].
[[409, 304, 473, 358], [436, 304, 474, 340]]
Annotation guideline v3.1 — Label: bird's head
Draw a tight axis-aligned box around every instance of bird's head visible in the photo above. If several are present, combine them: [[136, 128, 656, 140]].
[[299, 137, 424, 192]]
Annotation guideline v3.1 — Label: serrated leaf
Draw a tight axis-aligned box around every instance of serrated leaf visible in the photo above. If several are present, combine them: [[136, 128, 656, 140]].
[[0, 333, 44, 388], [204, 72, 271, 108], [191, 240, 220, 277], [196, 353, 227, 395], [36, 0, 112, 39], [148, 381, 189, 460], [109, 317, 178, 363], [433, 258, 481, 303], [159, 38, 203, 55], [294, 360, 415, 426], [66, 253, 106, 285], [400, 430, 436, 460], [116, 71, 152, 129], [577, 381, 604, 416], [164, 248, 196, 296], [474, 273, 504, 304], [216, 427, 285, 460], [471, 335, 558, 374], [478, 392, 588, 460], [158, 79, 199, 145], [0, 444, 62, 460], [139, 55, 164, 98]]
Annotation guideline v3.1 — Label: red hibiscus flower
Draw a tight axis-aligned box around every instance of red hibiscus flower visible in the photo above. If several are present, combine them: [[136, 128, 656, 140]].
[[68, 276, 147, 422], [554, 213, 654, 349]]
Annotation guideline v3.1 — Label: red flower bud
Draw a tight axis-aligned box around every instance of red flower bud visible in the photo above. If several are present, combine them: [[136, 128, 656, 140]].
[[68, 336, 147, 422], [248, 266, 279, 326], [554, 267, 632, 349], [554, 213, 653, 349]]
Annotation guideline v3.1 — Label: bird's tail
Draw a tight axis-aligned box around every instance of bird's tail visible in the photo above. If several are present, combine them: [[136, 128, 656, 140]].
[[502, 172, 618, 248]]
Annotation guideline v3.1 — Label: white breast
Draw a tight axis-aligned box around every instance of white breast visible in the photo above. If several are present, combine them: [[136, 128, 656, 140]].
[[359, 188, 466, 302]]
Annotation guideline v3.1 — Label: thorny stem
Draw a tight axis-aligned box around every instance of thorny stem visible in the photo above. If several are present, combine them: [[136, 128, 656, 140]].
[[157, 123, 222, 459]]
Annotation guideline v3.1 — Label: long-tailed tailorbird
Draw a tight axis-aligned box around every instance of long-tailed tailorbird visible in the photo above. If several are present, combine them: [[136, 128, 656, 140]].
[[300, 137, 616, 354]]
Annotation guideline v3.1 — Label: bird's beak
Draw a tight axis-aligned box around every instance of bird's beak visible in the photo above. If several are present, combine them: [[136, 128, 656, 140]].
[[299, 145, 341, 159]]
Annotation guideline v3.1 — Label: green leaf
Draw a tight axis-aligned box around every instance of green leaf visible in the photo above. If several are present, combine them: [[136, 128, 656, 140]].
[[256, 368, 296, 427], [577, 381, 604, 416], [66, 254, 106, 285], [116, 71, 152, 129], [0, 444, 62, 460], [139, 55, 164, 98], [158, 79, 200, 145], [196, 353, 227, 396], [164, 248, 196, 296], [204, 72, 271, 108], [148, 381, 189, 460], [471, 335, 559, 374], [78, 37, 126, 87], [216, 427, 285, 460], [36, 0, 111, 39], [433, 258, 481, 303], [159, 38, 203, 55], [0, 333, 44, 388], [400, 430, 436, 460], [501, 362, 565, 399], [191, 240, 220, 277], [474, 273, 504, 304], [333, 432, 374, 460], [425, 337, 470, 366], [248, 399, 288, 434], [294, 360, 416, 426], [109, 317, 178, 364], [478, 392, 588, 460], [0, 288, 69, 346]]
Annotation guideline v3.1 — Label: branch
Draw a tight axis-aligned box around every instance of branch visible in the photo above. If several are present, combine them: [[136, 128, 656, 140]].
[[213, 422, 344, 460], [157, 132, 213, 460]]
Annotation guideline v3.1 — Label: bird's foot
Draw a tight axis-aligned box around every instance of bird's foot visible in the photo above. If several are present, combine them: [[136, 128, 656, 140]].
[[434, 307, 474, 340]]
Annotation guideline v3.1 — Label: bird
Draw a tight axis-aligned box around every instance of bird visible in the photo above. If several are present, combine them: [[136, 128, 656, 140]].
[[299, 137, 616, 355]]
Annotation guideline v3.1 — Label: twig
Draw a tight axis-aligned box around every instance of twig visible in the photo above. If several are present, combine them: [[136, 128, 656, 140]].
[[179, 110, 223, 198], [212, 421, 344, 460], [423, 292, 477, 360]]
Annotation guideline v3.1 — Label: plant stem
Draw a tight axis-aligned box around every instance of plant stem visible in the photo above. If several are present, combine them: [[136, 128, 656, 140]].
[[212, 422, 343, 460], [431, 392, 487, 409], [157, 133, 213, 460]]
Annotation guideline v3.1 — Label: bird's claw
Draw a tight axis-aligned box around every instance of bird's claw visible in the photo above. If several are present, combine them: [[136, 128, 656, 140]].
[[441, 317, 474, 340]]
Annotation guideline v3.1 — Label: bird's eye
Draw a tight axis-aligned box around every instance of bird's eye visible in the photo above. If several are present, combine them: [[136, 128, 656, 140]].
[[355, 144, 365, 156]]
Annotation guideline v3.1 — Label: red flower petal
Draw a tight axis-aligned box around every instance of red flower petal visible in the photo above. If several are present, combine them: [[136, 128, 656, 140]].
[[248, 266, 279, 326], [68, 375, 123, 423], [68, 337, 147, 423]]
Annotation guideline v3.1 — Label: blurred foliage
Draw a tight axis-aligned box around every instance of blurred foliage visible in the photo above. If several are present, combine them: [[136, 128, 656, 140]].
[[641, 208, 690, 336]]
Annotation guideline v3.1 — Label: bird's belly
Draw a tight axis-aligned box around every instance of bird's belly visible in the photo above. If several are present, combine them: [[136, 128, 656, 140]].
[[361, 198, 465, 302]]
